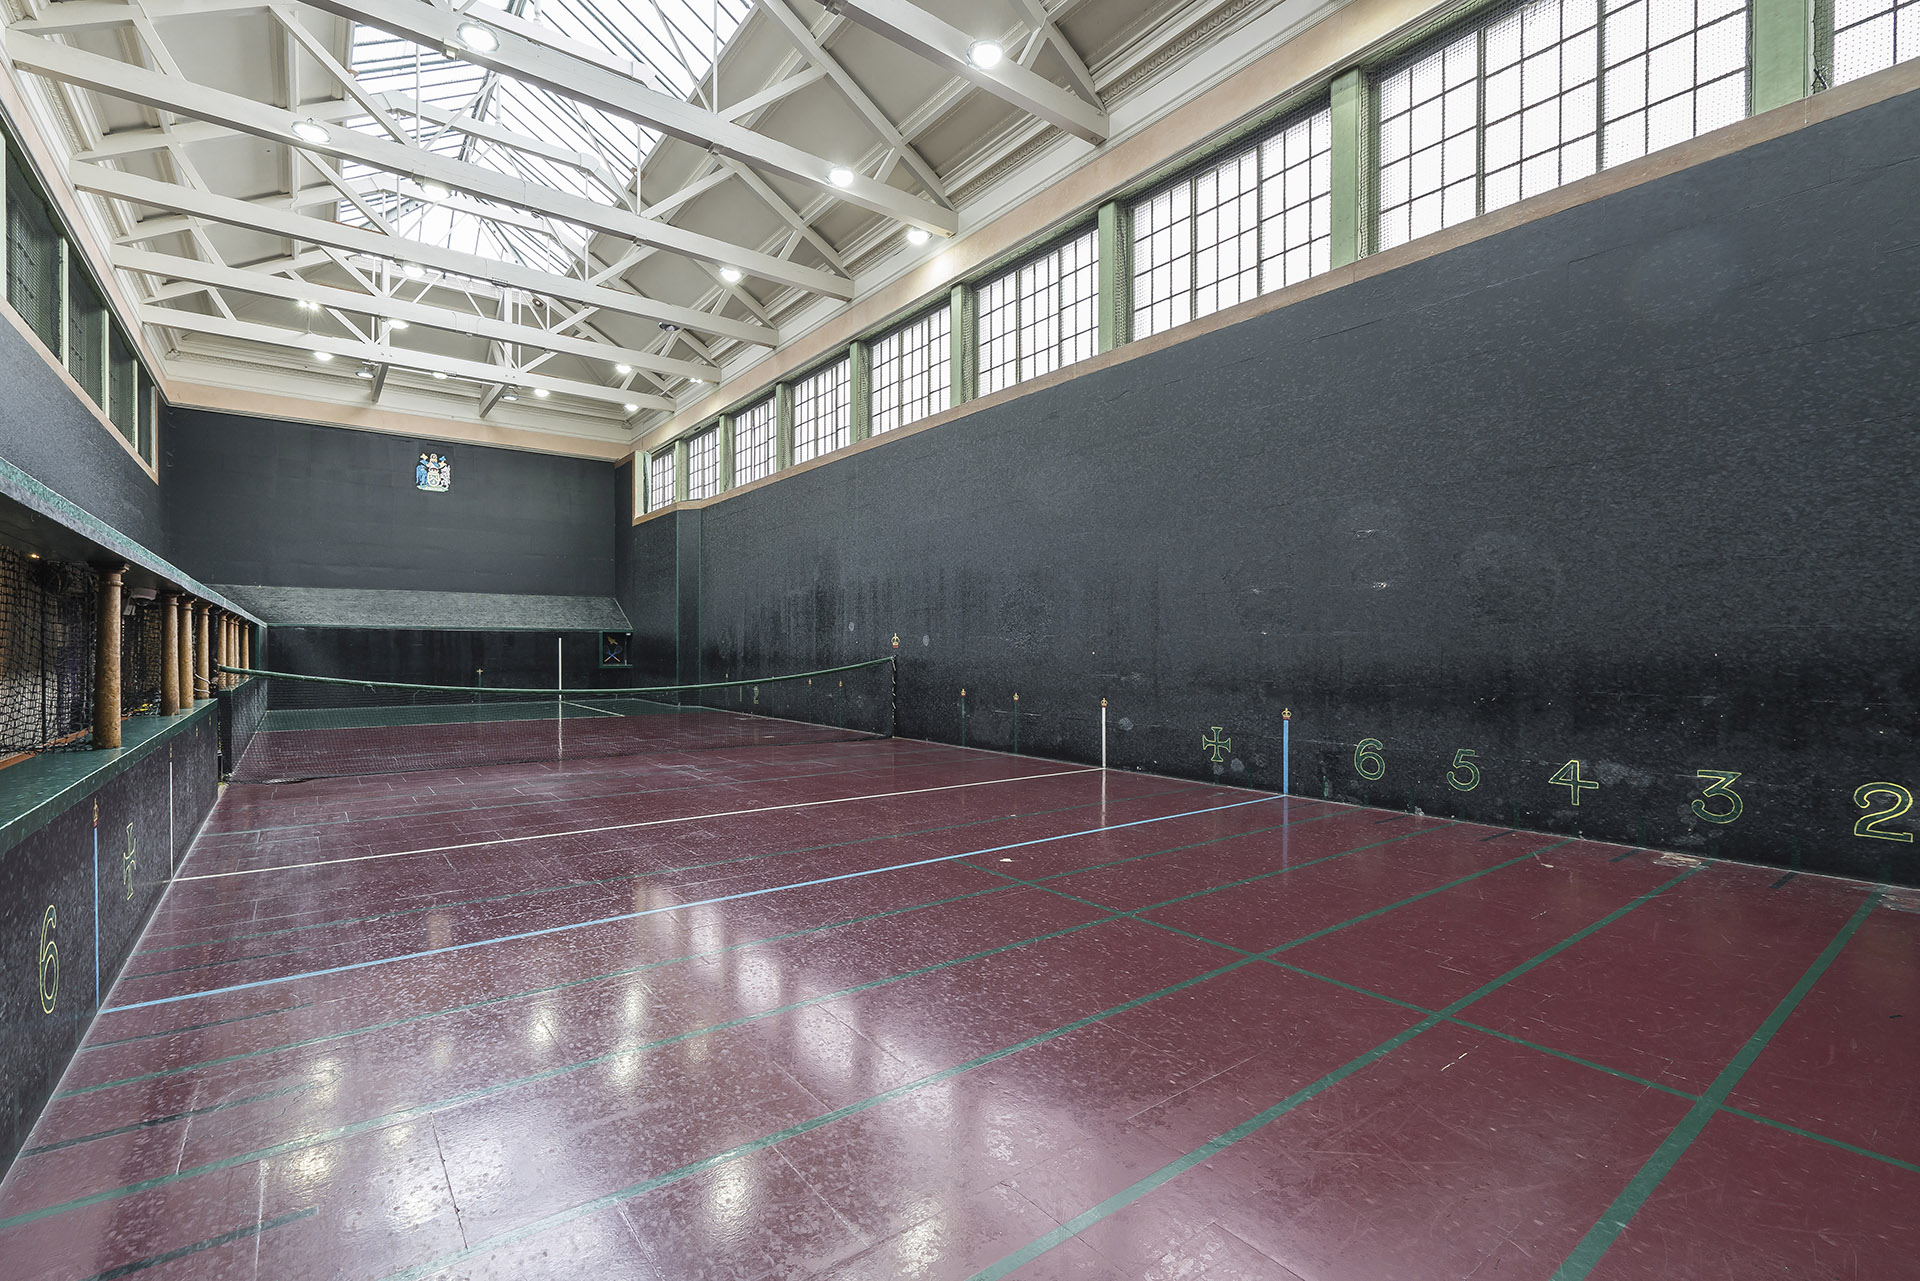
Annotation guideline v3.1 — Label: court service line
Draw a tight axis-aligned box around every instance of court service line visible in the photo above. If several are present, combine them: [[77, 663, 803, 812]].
[[173, 765, 1101, 882], [104, 791, 1279, 1014], [559, 700, 621, 717]]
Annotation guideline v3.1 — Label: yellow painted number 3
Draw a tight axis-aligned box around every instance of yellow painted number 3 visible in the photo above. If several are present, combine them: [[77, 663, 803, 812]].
[[1691, 770, 1743, 825]]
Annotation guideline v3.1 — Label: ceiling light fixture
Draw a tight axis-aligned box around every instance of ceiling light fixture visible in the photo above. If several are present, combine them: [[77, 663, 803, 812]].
[[967, 40, 1004, 70], [401, 262, 425, 279], [456, 21, 498, 52], [502, 391, 519, 402], [658, 322, 680, 333], [418, 180, 450, 201], [828, 166, 855, 188], [355, 367, 375, 380], [623, 403, 639, 413], [533, 387, 550, 398], [289, 118, 331, 145], [390, 319, 410, 330], [615, 363, 632, 374], [431, 371, 449, 380], [313, 351, 333, 362], [906, 227, 931, 246], [297, 299, 317, 311], [719, 266, 743, 283]]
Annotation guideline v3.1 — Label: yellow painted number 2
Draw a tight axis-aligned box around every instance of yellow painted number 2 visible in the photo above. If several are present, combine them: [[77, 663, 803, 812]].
[[1691, 770, 1743, 825], [1853, 783, 1914, 843]]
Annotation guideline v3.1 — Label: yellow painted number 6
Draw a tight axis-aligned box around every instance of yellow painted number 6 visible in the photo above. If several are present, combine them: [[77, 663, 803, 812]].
[[1354, 738, 1385, 781], [38, 905, 58, 1014]]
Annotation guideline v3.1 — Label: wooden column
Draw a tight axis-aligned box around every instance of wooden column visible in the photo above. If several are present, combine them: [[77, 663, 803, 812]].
[[217, 613, 228, 686], [193, 602, 210, 701], [93, 568, 123, 749], [161, 592, 181, 715], [241, 623, 251, 674], [177, 598, 194, 711]]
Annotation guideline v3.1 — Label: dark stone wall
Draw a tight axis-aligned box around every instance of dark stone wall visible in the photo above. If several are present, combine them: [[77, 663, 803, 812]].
[[163, 409, 616, 597], [0, 314, 162, 552], [653, 89, 1920, 885], [0, 711, 220, 1168], [267, 627, 622, 692]]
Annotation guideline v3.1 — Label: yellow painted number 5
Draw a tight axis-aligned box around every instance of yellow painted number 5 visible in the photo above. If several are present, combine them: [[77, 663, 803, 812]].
[[1446, 749, 1481, 792]]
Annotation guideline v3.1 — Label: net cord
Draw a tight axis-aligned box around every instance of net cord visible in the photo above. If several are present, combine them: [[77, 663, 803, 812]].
[[213, 655, 896, 699]]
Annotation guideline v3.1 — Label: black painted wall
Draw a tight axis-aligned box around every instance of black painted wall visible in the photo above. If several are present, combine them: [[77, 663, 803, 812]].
[[650, 89, 1920, 886], [616, 461, 695, 687], [0, 712, 219, 1168], [268, 626, 623, 692], [165, 408, 616, 596], [0, 314, 162, 552]]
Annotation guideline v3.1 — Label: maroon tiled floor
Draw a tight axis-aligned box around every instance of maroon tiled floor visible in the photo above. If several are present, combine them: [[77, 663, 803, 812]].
[[0, 739, 1907, 1280]]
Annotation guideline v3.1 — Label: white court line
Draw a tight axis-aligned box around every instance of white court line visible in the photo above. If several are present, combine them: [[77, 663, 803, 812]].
[[175, 766, 1101, 883], [560, 700, 622, 717]]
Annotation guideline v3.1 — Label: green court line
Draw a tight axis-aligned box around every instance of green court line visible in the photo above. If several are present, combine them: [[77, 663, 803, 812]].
[[76, 1207, 315, 1281], [967, 866, 1707, 1281], [132, 779, 1218, 966], [975, 860, 1920, 1181], [10, 809, 1477, 1238], [1547, 893, 1882, 1281], [375, 848, 1644, 1281]]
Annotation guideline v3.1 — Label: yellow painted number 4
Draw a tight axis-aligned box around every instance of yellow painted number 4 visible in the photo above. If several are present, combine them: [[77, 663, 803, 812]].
[[1853, 783, 1914, 843], [1550, 759, 1599, 806], [1691, 770, 1743, 825]]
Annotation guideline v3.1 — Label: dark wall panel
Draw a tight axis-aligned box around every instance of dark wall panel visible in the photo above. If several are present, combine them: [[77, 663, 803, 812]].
[[164, 409, 615, 596], [269, 626, 623, 692], [680, 90, 1920, 885], [0, 713, 219, 1168], [0, 314, 161, 552]]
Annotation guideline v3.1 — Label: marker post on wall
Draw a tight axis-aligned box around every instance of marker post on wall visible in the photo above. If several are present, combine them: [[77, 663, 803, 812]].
[[1100, 698, 1107, 771], [1281, 708, 1291, 795]]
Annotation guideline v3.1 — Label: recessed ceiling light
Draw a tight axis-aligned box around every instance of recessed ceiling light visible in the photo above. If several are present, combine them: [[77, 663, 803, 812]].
[[418, 180, 450, 201], [401, 262, 425, 279], [390, 319, 410, 330], [906, 227, 930, 246], [502, 391, 519, 402], [313, 350, 333, 362], [355, 368, 375, 379], [615, 363, 632, 374], [533, 387, 550, 398], [828, 166, 855, 188], [456, 21, 498, 52], [967, 40, 1003, 70], [297, 299, 317, 311], [719, 266, 743, 283], [691, 377, 705, 385], [623, 403, 639, 413], [431, 371, 448, 380], [289, 118, 331, 145]]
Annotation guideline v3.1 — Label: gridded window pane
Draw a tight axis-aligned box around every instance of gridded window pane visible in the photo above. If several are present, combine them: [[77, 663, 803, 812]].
[[7, 153, 61, 353], [1482, 0, 1600, 211], [686, 428, 720, 500], [792, 358, 850, 464], [1377, 32, 1482, 251], [1833, 0, 1920, 84], [872, 305, 951, 434], [1131, 183, 1191, 339], [1603, 0, 1749, 168], [137, 366, 157, 464], [647, 450, 675, 511], [108, 325, 137, 445], [733, 396, 776, 485], [978, 229, 1098, 395], [1259, 107, 1333, 294], [67, 260, 106, 409]]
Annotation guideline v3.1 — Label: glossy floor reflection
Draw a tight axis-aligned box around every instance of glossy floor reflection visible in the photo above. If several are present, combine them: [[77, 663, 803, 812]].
[[1, 738, 1913, 1280]]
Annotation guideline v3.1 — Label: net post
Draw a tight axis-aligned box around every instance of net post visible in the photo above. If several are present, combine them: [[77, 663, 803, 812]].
[[1100, 697, 1107, 772], [92, 566, 122, 749], [889, 654, 897, 739]]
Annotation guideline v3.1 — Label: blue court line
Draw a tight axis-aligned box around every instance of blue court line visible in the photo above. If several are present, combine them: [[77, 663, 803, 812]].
[[103, 792, 1288, 1015], [93, 821, 101, 1005]]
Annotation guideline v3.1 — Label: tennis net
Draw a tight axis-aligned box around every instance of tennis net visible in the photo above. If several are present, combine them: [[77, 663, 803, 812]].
[[219, 658, 896, 784]]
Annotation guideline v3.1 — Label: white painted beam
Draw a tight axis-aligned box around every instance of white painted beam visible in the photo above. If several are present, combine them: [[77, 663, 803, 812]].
[[115, 246, 720, 382], [295, 0, 958, 236], [8, 31, 853, 300], [76, 162, 777, 346], [142, 305, 675, 411], [827, 0, 1108, 143]]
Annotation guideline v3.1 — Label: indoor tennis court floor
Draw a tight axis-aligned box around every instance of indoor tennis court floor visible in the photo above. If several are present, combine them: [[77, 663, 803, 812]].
[[1, 736, 1915, 1280]]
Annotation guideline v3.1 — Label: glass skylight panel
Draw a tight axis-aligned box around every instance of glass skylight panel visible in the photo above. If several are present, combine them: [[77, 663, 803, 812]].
[[1833, 0, 1920, 84], [792, 360, 850, 464], [872, 306, 951, 435], [979, 230, 1098, 396], [1601, 0, 1749, 166], [732, 397, 776, 484], [686, 427, 721, 499], [342, 1, 748, 270], [647, 449, 675, 510]]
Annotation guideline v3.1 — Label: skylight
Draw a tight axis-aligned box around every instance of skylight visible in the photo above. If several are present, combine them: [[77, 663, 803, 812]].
[[340, 0, 749, 275]]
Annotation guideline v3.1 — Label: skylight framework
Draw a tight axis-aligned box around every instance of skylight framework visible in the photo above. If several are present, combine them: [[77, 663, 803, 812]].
[[341, 0, 750, 272]]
